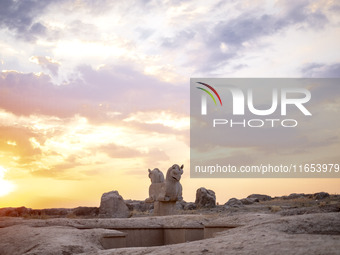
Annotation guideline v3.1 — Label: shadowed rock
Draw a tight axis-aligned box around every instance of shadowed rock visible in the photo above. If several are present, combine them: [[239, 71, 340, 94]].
[[125, 200, 153, 212], [72, 207, 99, 217], [0, 207, 30, 217], [241, 197, 259, 205], [247, 194, 272, 201], [42, 208, 70, 216], [195, 187, 216, 208], [225, 198, 244, 208], [184, 202, 197, 210], [99, 191, 130, 218], [313, 192, 330, 200], [285, 193, 307, 200]]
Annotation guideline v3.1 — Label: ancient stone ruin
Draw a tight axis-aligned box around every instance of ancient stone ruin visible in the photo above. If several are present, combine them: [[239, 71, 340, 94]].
[[145, 164, 184, 216], [195, 187, 216, 208], [99, 190, 130, 218]]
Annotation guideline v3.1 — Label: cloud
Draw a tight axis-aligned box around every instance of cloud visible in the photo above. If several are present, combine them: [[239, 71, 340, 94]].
[[98, 143, 169, 165], [301, 63, 340, 77], [144, 148, 170, 166], [0, 0, 54, 41], [330, 4, 340, 12], [125, 147, 170, 176], [29, 56, 60, 76], [123, 111, 189, 130], [0, 102, 186, 181], [98, 143, 142, 158], [162, 30, 196, 48], [66, 20, 101, 41], [0, 71, 65, 117], [0, 126, 42, 162], [29, 141, 171, 180], [155, 0, 332, 73], [30, 154, 85, 180], [0, 64, 189, 122]]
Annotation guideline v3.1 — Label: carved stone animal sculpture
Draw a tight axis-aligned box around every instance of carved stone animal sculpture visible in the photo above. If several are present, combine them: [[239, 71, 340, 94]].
[[145, 164, 184, 202], [159, 164, 184, 202], [145, 168, 164, 202]]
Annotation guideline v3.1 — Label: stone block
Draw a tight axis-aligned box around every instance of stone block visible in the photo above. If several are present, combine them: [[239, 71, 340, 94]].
[[153, 201, 177, 216]]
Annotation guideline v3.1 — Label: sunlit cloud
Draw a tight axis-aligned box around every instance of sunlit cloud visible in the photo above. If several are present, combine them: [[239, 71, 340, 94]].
[[123, 111, 189, 131], [7, 141, 17, 146], [0, 166, 16, 197], [0, 107, 187, 182], [29, 56, 60, 76]]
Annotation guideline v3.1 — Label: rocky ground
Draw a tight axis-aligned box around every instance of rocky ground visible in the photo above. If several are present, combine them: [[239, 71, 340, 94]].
[[0, 193, 339, 255]]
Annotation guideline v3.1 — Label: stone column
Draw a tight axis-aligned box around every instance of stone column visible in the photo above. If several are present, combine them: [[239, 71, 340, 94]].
[[153, 201, 177, 216]]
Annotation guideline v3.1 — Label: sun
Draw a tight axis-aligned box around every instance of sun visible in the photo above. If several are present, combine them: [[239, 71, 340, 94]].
[[0, 166, 15, 197]]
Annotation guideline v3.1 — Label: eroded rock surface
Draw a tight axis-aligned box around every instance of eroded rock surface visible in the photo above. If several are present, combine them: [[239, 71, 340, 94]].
[[247, 194, 272, 201], [99, 191, 130, 218], [225, 198, 244, 208], [195, 187, 216, 208], [0, 212, 339, 255]]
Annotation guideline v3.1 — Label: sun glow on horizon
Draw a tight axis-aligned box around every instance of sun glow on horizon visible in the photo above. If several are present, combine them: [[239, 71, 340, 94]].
[[0, 166, 16, 197]]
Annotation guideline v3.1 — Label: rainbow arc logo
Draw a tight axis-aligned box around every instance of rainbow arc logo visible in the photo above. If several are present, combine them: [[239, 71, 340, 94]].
[[196, 82, 222, 115], [196, 82, 223, 106]]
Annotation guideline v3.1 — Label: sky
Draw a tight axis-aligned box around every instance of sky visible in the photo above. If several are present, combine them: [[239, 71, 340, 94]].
[[0, 0, 339, 209]]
